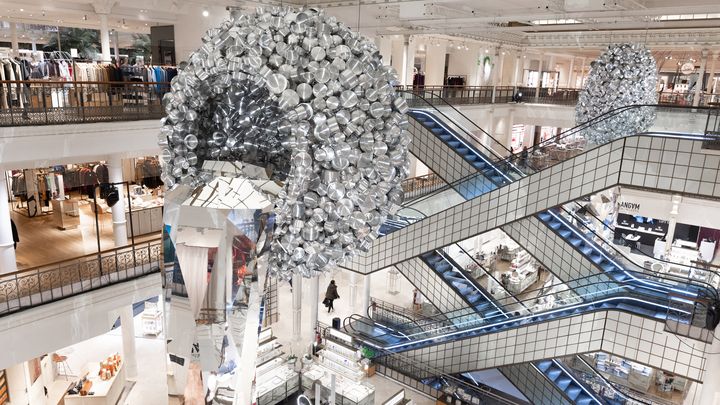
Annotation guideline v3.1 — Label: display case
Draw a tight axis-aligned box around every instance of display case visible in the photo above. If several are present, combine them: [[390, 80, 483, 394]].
[[255, 328, 298, 405], [141, 302, 163, 336], [503, 251, 538, 294], [302, 364, 375, 405]]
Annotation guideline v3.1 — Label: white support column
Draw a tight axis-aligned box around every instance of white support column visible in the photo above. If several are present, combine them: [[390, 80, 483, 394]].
[[107, 155, 128, 247], [535, 53, 544, 102], [99, 14, 111, 63], [401, 35, 410, 86], [348, 272, 358, 312], [664, 195, 682, 258], [693, 49, 709, 107], [375, 36, 392, 66], [547, 55, 556, 89], [308, 275, 319, 340], [579, 57, 587, 88], [113, 30, 120, 62], [292, 273, 303, 344], [0, 172, 17, 274], [361, 274, 371, 315], [698, 323, 720, 404], [566, 57, 575, 88], [708, 51, 719, 102], [31, 38, 36, 52], [425, 40, 447, 86], [9, 23, 18, 56], [120, 305, 138, 379], [491, 48, 502, 102], [512, 54, 521, 87]]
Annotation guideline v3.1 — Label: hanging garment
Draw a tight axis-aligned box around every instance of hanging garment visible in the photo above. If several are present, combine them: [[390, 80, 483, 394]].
[[176, 244, 210, 317]]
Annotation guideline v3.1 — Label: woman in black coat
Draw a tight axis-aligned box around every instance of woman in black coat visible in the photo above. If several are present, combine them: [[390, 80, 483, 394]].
[[324, 280, 340, 313]]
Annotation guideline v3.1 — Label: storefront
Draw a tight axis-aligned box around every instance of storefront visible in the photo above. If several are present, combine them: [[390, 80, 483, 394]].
[[5, 156, 163, 269], [0, 297, 165, 405]]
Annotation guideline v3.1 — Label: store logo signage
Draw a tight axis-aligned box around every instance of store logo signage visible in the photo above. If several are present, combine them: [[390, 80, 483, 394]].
[[619, 201, 640, 212], [681, 62, 695, 75]]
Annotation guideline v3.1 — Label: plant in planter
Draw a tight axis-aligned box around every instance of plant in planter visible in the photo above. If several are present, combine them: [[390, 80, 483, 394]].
[[360, 346, 376, 360], [287, 354, 298, 364]]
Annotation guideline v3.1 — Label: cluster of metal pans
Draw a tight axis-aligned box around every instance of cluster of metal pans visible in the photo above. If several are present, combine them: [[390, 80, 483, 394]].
[[159, 6, 411, 278]]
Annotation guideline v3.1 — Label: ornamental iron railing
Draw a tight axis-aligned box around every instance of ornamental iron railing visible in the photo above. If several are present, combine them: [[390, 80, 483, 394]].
[[0, 238, 162, 315], [0, 80, 169, 126]]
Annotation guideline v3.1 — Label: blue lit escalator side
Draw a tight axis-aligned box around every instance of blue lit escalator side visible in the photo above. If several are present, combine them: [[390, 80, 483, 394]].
[[419, 250, 504, 320], [533, 360, 603, 405], [408, 110, 509, 199]]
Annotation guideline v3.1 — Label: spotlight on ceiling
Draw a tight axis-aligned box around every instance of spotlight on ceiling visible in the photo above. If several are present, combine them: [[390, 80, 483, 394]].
[[202, 9, 209, 17], [83, 14, 87, 20]]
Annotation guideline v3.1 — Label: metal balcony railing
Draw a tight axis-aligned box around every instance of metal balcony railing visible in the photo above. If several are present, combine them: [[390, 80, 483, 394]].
[[0, 80, 170, 126], [0, 238, 162, 315], [400, 173, 444, 201]]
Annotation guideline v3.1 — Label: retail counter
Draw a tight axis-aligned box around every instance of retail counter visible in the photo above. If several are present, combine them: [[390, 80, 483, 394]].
[[302, 364, 375, 405], [256, 359, 298, 405], [124, 206, 163, 237], [64, 363, 125, 405]]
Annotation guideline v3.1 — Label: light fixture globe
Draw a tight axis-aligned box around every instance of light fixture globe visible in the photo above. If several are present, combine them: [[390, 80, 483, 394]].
[[575, 43, 658, 144], [159, 6, 411, 279]]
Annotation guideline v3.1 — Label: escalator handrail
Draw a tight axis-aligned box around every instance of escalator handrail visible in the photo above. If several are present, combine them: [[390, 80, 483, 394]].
[[350, 280, 690, 350], [399, 89, 512, 158], [361, 264, 686, 336], [558, 205, 719, 301], [374, 347, 524, 405], [397, 129, 719, 235], [572, 355, 653, 405], [565, 201, 720, 299], [451, 243, 530, 312]]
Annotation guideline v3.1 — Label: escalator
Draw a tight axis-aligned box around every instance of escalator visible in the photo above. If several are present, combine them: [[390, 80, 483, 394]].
[[345, 98, 720, 274]]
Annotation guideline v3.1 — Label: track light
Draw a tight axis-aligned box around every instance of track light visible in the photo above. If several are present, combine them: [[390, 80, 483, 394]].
[[83, 14, 87, 21]]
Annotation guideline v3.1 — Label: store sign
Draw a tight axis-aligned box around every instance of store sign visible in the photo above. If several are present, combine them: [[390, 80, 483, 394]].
[[618, 201, 640, 212], [681, 62, 695, 75]]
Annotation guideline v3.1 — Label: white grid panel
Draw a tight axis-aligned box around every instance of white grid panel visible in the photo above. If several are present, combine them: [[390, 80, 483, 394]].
[[395, 258, 470, 313], [407, 116, 478, 184], [500, 363, 573, 405], [398, 310, 709, 382], [344, 135, 720, 274], [501, 216, 616, 295]]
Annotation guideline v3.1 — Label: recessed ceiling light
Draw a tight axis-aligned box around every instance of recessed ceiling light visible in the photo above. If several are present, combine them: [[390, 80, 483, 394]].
[[202, 9, 209, 17], [19, 8, 23, 12]]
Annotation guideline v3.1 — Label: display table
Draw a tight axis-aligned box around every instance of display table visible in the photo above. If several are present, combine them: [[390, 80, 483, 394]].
[[302, 364, 375, 405], [256, 360, 298, 405], [124, 206, 163, 237], [51, 199, 80, 230], [64, 363, 125, 405]]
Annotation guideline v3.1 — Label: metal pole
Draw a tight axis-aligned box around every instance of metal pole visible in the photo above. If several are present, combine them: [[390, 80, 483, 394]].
[[92, 187, 103, 276]]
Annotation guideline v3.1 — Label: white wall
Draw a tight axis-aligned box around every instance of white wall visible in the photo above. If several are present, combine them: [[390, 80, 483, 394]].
[[0, 273, 161, 370], [0, 119, 161, 171], [425, 41, 447, 86], [173, 4, 230, 62]]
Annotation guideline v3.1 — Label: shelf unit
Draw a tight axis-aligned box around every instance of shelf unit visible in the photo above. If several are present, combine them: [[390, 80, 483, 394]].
[[0, 370, 8, 405], [254, 328, 298, 405]]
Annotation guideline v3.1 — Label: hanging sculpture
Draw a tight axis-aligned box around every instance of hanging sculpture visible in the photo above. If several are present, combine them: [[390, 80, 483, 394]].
[[158, 6, 411, 279], [575, 43, 658, 144]]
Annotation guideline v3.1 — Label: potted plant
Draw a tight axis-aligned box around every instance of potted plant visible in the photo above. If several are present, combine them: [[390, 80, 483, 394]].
[[287, 354, 297, 365], [360, 346, 375, 360]]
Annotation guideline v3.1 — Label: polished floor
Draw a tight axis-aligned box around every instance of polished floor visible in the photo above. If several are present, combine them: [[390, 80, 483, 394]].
[[10, 197, 160, 270], [273, 266, 436, 405]]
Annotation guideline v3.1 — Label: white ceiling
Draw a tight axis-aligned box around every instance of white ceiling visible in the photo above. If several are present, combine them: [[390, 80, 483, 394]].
[[0, 0, 719, 54]]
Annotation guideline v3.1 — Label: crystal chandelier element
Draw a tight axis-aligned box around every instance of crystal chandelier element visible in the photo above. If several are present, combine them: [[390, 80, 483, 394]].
[[575, 43, 658, 144], [158, 6, 411, 278]]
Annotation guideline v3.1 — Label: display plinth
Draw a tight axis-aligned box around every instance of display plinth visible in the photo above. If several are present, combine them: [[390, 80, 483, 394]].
[[64, 363, 125, 405]]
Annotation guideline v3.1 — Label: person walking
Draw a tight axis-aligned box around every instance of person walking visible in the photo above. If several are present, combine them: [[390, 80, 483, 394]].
[[324, 280, 340, 313]]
